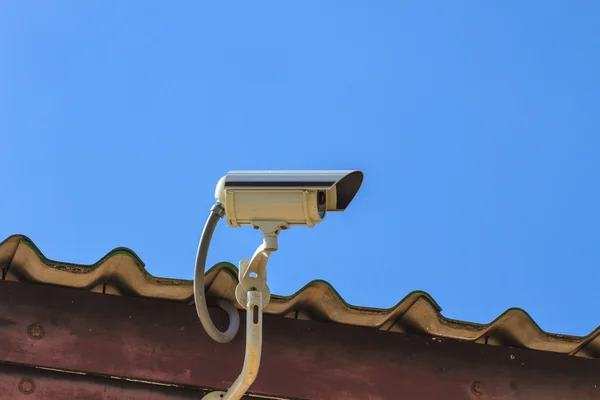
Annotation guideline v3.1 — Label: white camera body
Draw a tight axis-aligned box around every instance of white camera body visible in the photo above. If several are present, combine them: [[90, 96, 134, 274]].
[[215, 170, 363, 229]]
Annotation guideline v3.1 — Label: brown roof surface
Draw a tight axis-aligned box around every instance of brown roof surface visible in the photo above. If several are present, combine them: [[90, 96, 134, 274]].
[[2, 234, 599, 359]]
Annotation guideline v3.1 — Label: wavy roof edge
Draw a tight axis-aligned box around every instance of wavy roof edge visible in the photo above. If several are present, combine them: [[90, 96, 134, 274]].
[[1, 234, 599, 359]]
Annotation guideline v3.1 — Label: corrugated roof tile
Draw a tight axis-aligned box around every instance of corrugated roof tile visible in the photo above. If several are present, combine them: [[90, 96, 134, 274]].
[[1, 234, 599, 358]]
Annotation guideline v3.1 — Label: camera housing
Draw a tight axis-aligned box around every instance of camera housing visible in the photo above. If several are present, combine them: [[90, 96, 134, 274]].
[[214, 170, 363, 228]]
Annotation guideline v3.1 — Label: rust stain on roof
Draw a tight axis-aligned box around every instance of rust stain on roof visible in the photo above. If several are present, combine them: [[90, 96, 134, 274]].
[[1, 234, 599, 359]]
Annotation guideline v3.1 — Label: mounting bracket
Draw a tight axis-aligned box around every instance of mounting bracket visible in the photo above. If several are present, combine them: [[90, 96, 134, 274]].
[[202, 221, 286, 400]]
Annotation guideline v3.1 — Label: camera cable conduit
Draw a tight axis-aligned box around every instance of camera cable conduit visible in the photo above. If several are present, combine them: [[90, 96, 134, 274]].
[[195, 204, 282, 400]]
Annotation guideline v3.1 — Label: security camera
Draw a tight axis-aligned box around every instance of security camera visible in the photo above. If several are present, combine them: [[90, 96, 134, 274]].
[[214, 170, 364, 229], [196, 169, 364, 400]]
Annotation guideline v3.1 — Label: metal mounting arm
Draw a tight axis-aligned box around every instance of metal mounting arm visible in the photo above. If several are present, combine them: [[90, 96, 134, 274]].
[[202, 222, 286, 400], [202, 290, 264, 400]]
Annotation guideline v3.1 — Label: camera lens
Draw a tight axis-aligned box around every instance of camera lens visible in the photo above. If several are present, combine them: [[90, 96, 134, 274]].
[[317, 191, 326, 206], [317, 191, 327, 218]]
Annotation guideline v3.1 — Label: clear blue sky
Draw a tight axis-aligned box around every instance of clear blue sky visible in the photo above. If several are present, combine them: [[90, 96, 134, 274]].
[[1, 2, 599, 337]]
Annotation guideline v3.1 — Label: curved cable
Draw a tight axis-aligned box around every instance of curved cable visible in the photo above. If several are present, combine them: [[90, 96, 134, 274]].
[[193, 203, 240, 343]]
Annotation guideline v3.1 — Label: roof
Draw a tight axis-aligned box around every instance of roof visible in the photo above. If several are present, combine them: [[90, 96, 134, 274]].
[[2, 234, 599, 359]]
